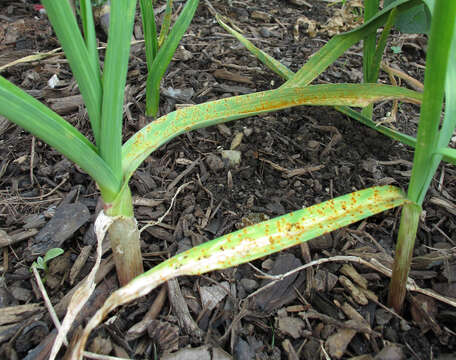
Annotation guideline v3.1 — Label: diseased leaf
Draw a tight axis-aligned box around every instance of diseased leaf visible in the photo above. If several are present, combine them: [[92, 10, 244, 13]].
[[73, 185, 407, 358]]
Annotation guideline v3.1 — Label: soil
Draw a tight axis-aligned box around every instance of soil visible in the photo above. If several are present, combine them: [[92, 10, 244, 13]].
[[1, 0, 455, 359]]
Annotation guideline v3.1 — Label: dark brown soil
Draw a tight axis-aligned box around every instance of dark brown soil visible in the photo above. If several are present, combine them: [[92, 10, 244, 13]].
[[0, 1, 455, 359]]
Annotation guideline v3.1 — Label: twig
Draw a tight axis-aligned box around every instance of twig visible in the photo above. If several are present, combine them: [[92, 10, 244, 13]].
[[245, 255, 456, 308], [32, 266, 66, 344], [381, 61, 424, 91], [30, 136, 35, 186], [139, 181, 193, 234], [32, 267, 124, 360]]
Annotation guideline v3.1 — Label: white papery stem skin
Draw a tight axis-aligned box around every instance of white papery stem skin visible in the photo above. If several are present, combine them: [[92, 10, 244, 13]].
[[50, 211, 114, 360]]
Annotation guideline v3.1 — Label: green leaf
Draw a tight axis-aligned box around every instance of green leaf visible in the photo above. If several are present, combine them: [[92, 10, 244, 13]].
[[99, 0, 137, 185], [145, 0, 199, 116], [0, 76, 120, 200], [385, 0, 431, 33], [42, 0, 102, 145], [158, 0, 174, 47], [124, 84, 421, 181], [215, 14, 294, 80], [391, 45, 402, 53], [140, 0, 158, 70], [407, 1, 456, 205], [79, 0, 101, 83], [363, 0, 379, 85], [284, 0, 421, 88], [35, 257, 45, 271], [334, 105, 417, 147], [44, 248, 65, 264]]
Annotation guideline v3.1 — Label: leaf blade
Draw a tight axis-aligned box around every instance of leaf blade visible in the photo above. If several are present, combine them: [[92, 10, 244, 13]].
[[123, 84, 421, 180], [145, 0, 199, 116], [42, 0, 102, 145], [75, 185, 406, 356], [0, 76, 120, 198], [99, 0, 137, 184]]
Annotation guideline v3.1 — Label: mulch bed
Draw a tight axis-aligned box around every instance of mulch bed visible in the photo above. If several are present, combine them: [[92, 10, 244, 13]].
[[0, 0, 455, 359]]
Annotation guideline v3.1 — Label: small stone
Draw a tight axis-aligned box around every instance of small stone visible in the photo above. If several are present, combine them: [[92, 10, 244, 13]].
[[230, 132, 244, 150], [205, 154, 224, 172], [307, 140, 320, 150], [240, 278, 259, 293], [173, 45, 192, 61], [251, 10, 271, 22], [374, 344, 404, 360], [375, 309, 393, 326], [217, 124, 232, 137], [243, 127, 253, 137], [400, 319, 411, 331], [259, 27, 271, 38], [221, 150, 241, 168], [262, 258, 274, 271], [10, 286, 32, 302], [277, 316, 306, 339], [89, 336, 112, 355]]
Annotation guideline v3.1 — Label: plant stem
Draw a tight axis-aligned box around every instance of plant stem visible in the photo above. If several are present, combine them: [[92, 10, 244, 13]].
[[388, 0, 456, 313], [387, 202, 421, 312], [106, 186, 144, 286], [108, 216, 143, 286]]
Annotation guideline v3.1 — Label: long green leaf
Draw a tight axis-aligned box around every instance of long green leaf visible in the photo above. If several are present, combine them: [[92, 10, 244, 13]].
[[0, 76, 120, 199], [145, 0, 199, 116], [363, 0, 380, 84], [362, 5, 397, 119], [158, 0, 174, 47], [407, 0, 456, 205], [215, 14, 294, 80], [215, 4, 423, 150], [140, 0, 158, 70], [437, 25, 456, 150], [370, 8, 397, 83], [79, 0, 101, 83], [434, 148, 456, 166], [334, 105, 417, 147], [75, 185, 406, 357], [99, 0, 137, 185], [124, 83, 421, 181], [42, 0, 102, 145]]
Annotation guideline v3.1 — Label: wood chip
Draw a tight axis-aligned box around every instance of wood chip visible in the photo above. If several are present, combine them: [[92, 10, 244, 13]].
[[339, 275, 368, 305], [325, 324, 357, 359], [340, 264, 368, 289], [0, 304, 42, 326], [69, 245, 92, 285], [213, 68, 253, 85]]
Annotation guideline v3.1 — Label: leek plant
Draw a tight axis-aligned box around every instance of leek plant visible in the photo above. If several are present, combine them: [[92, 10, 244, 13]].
[[0, 0, 437, 356], [214, 0, 456, 312], [0, 0, 419, 287]]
